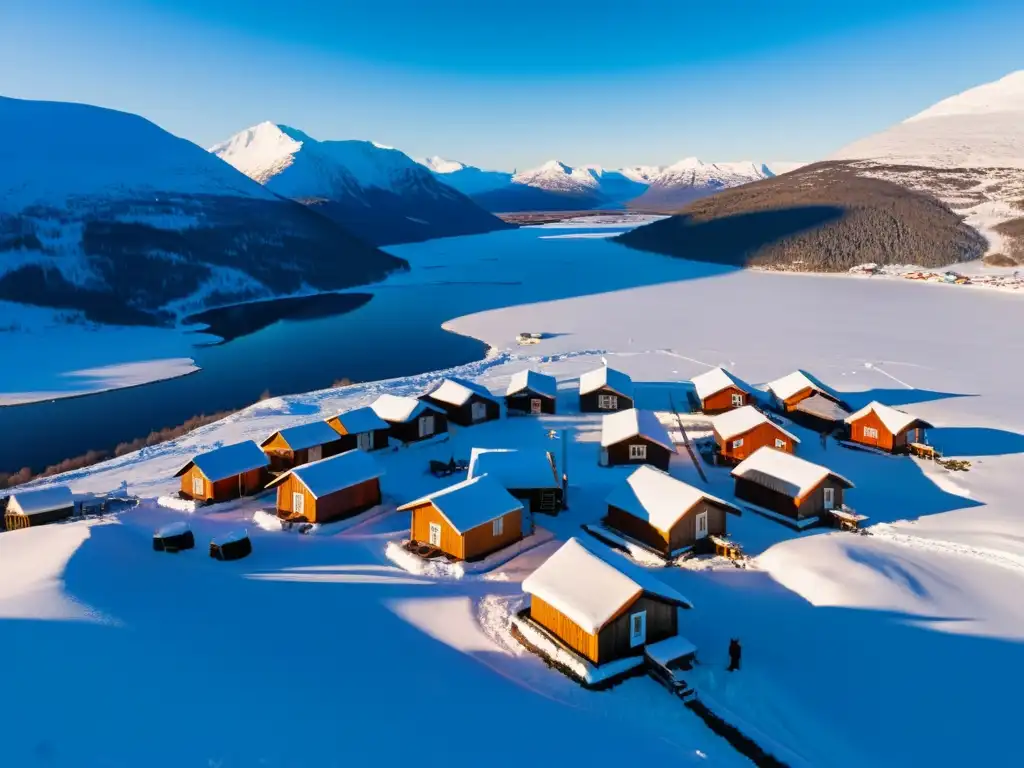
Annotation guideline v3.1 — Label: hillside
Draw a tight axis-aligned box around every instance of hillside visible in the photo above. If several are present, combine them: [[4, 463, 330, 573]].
[[416, 156, 512, 196], [0, 97, 404, 326], [629, 159, 773, 211], [212, 124, 512, 245], [615, 162, 985, 271]]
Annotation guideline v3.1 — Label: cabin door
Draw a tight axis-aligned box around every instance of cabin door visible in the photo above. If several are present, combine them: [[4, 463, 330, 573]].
[[419, 415, 435, 438], [629, 610, 647, 648], [695, 511, 709, 539], [192, 476, 205, 497], [292, 492, 305, 516], [530, 398, 542, 415], [600, 447, 609, 467], [308, 445, 322, 463], [428, 522, 442, 547], [357, 432, 372, 451], [471, 401, 488, 422], [823, 487, 835, 510]]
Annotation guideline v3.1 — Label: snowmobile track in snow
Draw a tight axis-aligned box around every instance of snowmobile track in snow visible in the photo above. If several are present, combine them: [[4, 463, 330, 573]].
[[869, 523, 1024, 576]]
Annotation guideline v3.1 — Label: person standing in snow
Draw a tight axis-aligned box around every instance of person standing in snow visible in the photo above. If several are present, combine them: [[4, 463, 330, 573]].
[[728, 638, 742, 672]]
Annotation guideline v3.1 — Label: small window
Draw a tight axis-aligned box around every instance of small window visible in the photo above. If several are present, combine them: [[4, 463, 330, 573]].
[[774, 438, 787, 449], [731, 393, 744, 407], [732, 438, 744, 449], [192, 476, 204, 496], [492, 516, 504, 536], [629, 444, 647, 460], [863, 426, 879, 439], [823, 487, 835, 510], [598, 394, 618, 410]]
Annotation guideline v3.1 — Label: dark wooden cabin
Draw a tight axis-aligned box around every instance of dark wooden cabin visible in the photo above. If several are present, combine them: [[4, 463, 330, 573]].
[[578, 366, 634, 413], [605, 465, 740, 556], [522, 537, 692, 666], [325, 407, 391, 452], [505, 369, 558, 415], [175, 441, 270, 504], [691, 367, 752, 414], [844, 401, 934, 454], [468, 447, 563, 513], [765, 370, 851, 432], [398, 475, 524, 561], [370, 394, 448, 444], [731, 446, 854, 527], [711, 405, 800, 463], [419, 377, 500, 427], [267, 449, 384, 524], [3, 485, 75, 530], [600, 408, 676, 471], [260, 421, 345, 471]]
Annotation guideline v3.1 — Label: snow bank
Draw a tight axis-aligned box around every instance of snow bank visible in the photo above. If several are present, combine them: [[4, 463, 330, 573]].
[[157, 496, 198, 513], [510, 614, 645, 685], [385, 529, 555, 579]]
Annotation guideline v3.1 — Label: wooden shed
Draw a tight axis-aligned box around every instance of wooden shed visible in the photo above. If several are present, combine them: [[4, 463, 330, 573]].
[[844, 401, 934, 454], [325, 406, 391, 452], [174, 441, 270, 504], [579, 366, 634, 413], [260, 421, 345, 471], [4, 485, 75, 530], [605, 465, 740, 556], [370, 394, 448, 444], [765, 370, 850, 431], [731, 447, 854, 528], [419, 377, 500, 427], [398, 474, 524, 561], [266, 449, 383, 524], [522, 537, 692, 666], [711, 405, 800, 463], [505, 369, 558, 415], [600, 408, 677, 471], [691, 367, 752, 414], [468, 447, 563, 513]]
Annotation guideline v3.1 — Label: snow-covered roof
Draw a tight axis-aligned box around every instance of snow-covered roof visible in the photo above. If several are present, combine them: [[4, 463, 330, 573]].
[[396, 474, 523, 533], [329, 406, 389, 434], [422, 377, 497, 406], [794, 394, 850, 422], [212, 529, 249, 546], [155, 521, 190, 538], [370, 394, 444, 423], [731, 447, 853, 499], [711, 406, 800, 443], [506, 369, 557, 399], [601, 409, 676, 452], [267, 449, 383, 498], [691, 367, 749, 402], [7, 485, 74, 516], [579, 366, 634, 397], [262, 421, 341, 451], [606, 465, 740, 530], [522, 538, 690, 634], [468, 448, 559, 490], [844, 401, 933, 434], [176, 441, 269, 482], [764, 370, 841, 403], [644, 634, 698, 667]]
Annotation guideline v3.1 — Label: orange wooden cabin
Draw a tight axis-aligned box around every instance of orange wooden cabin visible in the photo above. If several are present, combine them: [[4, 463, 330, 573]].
[[844, 401, 934, 454], [175, 441, 270, 504], [711, 405, 800, 462], [266, 449, 383, 524], [260, 421, 345, 471], [690, 367, 752, 414]]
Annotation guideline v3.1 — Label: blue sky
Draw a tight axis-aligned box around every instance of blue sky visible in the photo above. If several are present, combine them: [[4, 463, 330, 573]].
[[2, 0, 1021, 170]]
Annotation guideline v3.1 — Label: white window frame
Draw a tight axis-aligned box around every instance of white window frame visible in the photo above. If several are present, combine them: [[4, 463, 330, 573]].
[[356, 431, 372, 451], [598, 394, 618, 410], [428, 522, 442, 547], [530, 398, 542, 415], [192, 476, 204, 497], [628, 443, 647, 460], [492, 516, 504, 537], [823, 487, 835, 510], [292, 491, 305, 516], [419, 414, 435, 438], [863, 426, 879, 439], [774, 438, 787, 449], [471, 401, 488, 423], [732, 438, 744, 450], [629, 610, 647, 648], [731, 393, 744, 407], [695, 510, 709, 539]]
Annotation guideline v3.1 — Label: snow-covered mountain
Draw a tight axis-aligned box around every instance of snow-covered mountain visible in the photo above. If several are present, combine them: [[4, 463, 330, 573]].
[[831, 70, 1024, 263], [212, 124, 510, 245], [415, 156, 512, 196], [0, 97, 404, 326], [468, 160, 650, 212], [630, 159, 774, 210]]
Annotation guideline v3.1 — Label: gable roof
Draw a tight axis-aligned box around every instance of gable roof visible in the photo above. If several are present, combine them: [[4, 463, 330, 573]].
[[422, 377, 498, 407], [606, 465, 740, 530], [691, 367, 750, 402], [397, 474, 523, 533], [261, 421, 341, 451], [175, 440, 270, 482], [601, 408, 676, 452], [765, 370, 842, 403], [371, 394, 444, 423], [794, 393, 851, 422], [266, 449, 384, 497], [468, 448, 559, 490], [7, 485, 75, 516], [579, 366, 634, 398], [329, 406, 389, 434], [522, 537, 691, 634], [731, 447, 853, 499], [506, 369, 557, 399], [711, 405, 800, 443], [844, 401, 934, 434]]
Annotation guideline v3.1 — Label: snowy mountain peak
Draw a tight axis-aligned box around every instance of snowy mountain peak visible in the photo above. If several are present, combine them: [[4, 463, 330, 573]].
[[513, 160, 602, 192], [417, 156, 467, 174], [905, 70, 1024, 123]]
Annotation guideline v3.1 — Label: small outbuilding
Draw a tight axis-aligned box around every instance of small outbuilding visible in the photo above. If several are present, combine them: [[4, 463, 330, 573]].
[[600, 409, 677, 471], [371, 394, 448, 444], [398, 474, 524, 561], [764, 370, 850, 431], [731, 447, 853, 528], [4, 485, 75, 530], [468, 447, 563, 513], [260, 421, 345, 471], [505, 369, 558, 415], [605, 465, 740, 556], [691, 367, 752, 414], [266, 449, 384, 524], [210, 529, 252, 561], [153, 521, 195, 553], [711, 405, 800, 463], [419, 377, 500, 426], [579, 366, 634, 413], [325, 406, 391, 452], [522, 537, 692, 666], [175, 441, 270, 503], [844, 401, 934, 454]]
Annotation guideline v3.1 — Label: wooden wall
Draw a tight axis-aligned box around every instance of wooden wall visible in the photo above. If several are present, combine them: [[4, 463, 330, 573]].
[[606, 504, 671, 554], [579, 387, 633, 413], [420, 394, 499, 427], [716, 422, 796, 462], [506, 392, 556, 415], [598, 594, 678, 664], [669, 499, 729, 551], [606, 438, 672, 471], [410, 503, 522, 560], [702, 386, 749, 414], [387, 412, 449, 444], [608, 498, 729, 555], [324, 422, 390, 453], [735, 477, 844, 520], [531, 595, 600, 662], [848, 410, 895, 451], [180, 466, 265, 503], [276, 475, 381, 523], [410, 502, 464, 559]]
